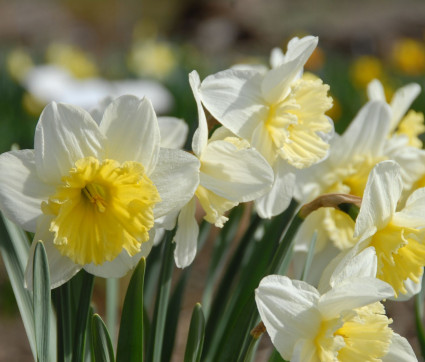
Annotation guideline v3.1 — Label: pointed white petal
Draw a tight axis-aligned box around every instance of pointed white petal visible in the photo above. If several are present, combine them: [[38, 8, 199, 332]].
[[99, 95, 160, 174], [331, 101, 391, 166], [199, 68, 268, 141], [199, 140, 273, 202], [367, 79, 386, 102], [34, 102, 104, 183], [25, 216, 81, 290], [255, 275, 321, 361], [261, 36, 318, 104], [394, 187, 425, 227], [83, 237, 153, 278], [158, 116, 188, 149], [390, 83, 421, 132], [328, 247, 378, 288], [150, 148, 200, 218], [355, 161, 402, 238], [189, 70, 209, 157], [319, 277, 394, 319], [383, 333, 418, 361], [0, 150, 55, 232], [173, 198, 199, 268], [255, 159, 295, 218]]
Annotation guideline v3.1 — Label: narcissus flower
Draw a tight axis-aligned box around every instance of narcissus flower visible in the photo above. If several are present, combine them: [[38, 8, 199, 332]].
[[255, 247, 417, 361], [0, 95, 199, 288], [355, 160, 425, 297], [171, 71, 274, 268], [198, 36, 333, 218]]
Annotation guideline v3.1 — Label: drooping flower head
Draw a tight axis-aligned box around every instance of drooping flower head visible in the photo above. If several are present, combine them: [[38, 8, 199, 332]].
[[197, 36, 333, 218], [0, 95, 200, 288]]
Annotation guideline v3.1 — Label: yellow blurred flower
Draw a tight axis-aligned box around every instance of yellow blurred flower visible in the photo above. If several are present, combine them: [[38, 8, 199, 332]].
[[350, 55, 384, 89], [46, 43, 99, 79], [6, 48, 34, 82], [392, 38, 425, 75], [326, 94, 342, 122], [396, 110, 425, 148], [22, 92, 45, 117], [128, 39, 177, 79]]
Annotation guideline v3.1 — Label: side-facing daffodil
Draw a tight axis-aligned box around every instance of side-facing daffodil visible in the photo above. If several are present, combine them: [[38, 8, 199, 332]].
[[198, 36, 333, 218], [0, 95, 200, 288], [354, 160, 425, 298], [256, 247, 417, 361], [171, 71, 274, 268]]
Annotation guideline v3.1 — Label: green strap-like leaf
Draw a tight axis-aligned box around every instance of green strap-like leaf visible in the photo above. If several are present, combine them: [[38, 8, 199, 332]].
[[91, 314, 115, 362], [184, 303, 205, 362], [33, 241, 51, 362], [146, 232, 175, 362], [116, 257, 146, 362], [72, 271, 95, 362], [0, 214, 36, 359]]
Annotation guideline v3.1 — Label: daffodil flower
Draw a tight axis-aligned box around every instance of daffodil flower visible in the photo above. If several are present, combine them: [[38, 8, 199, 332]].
[[197, 36, 333, 218], [255, 247, 417, 361], [171, 71, 274, 268], [0, 95, 200, 288], [294, 101, 425, 273], [354, 160, 425, 297]]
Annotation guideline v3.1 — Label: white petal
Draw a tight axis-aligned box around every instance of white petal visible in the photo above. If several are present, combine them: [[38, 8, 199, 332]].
[[367, 79, 386, 102], [355, 160, 402, 238], [111, 79, 174, 114], [83, 237, 153, 278], [319, 277, 394, 319], [199, 68, 268, 141], [158, 116, 188, 149], [0, 150, 55, 232], [270, 47, 285, 68], [383, 333, 418, 362], [25, 215, 81, 290], [390, 83, 421, 132], [153, 228, 166, 246], [189, 70, 209, 157], [34, 102, 104, 183], [394, 187, 425, 228], [261, 36, 318, 104], [328, 247, 378, 288], [255, 275, 321, 361], [99, 95, 160, 174], [255, 159, 295, 218], [331, 101, 391, 166], [173, 198, 199, 268], [150, 148, 200, 219], [199, 140, 273, 202]]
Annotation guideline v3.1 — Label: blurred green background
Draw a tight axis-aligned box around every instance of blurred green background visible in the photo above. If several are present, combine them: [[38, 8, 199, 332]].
[[1, 0, 425, 360]]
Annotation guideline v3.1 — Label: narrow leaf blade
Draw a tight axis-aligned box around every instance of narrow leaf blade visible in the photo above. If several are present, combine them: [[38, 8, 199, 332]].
[[184, 303, 205, 362], [91, 314, 115, 362]]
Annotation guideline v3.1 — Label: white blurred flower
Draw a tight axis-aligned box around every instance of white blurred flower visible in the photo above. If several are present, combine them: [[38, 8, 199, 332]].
[[22, 65, 174, 114], [0, 96, 199, 288]]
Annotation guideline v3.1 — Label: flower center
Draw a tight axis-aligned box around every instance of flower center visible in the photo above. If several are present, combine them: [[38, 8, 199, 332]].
[[265, 77, 333, 169], [316, 303, 393, 361], [369, 221, 425, 297], [42, 156, 161, 265]]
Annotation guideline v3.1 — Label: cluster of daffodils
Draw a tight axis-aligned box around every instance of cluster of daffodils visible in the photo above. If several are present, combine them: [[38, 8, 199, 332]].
[[0, 35, 424, 360]]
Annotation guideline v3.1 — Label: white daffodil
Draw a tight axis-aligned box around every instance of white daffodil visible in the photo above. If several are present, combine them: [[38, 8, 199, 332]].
[[255, 247, 417, 361], [294, 101, 425, 266], [171, 71, 274, 268], [354, 160, 425, 298], [0, 95, 199, 288], [198, 36, 333, 218]]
